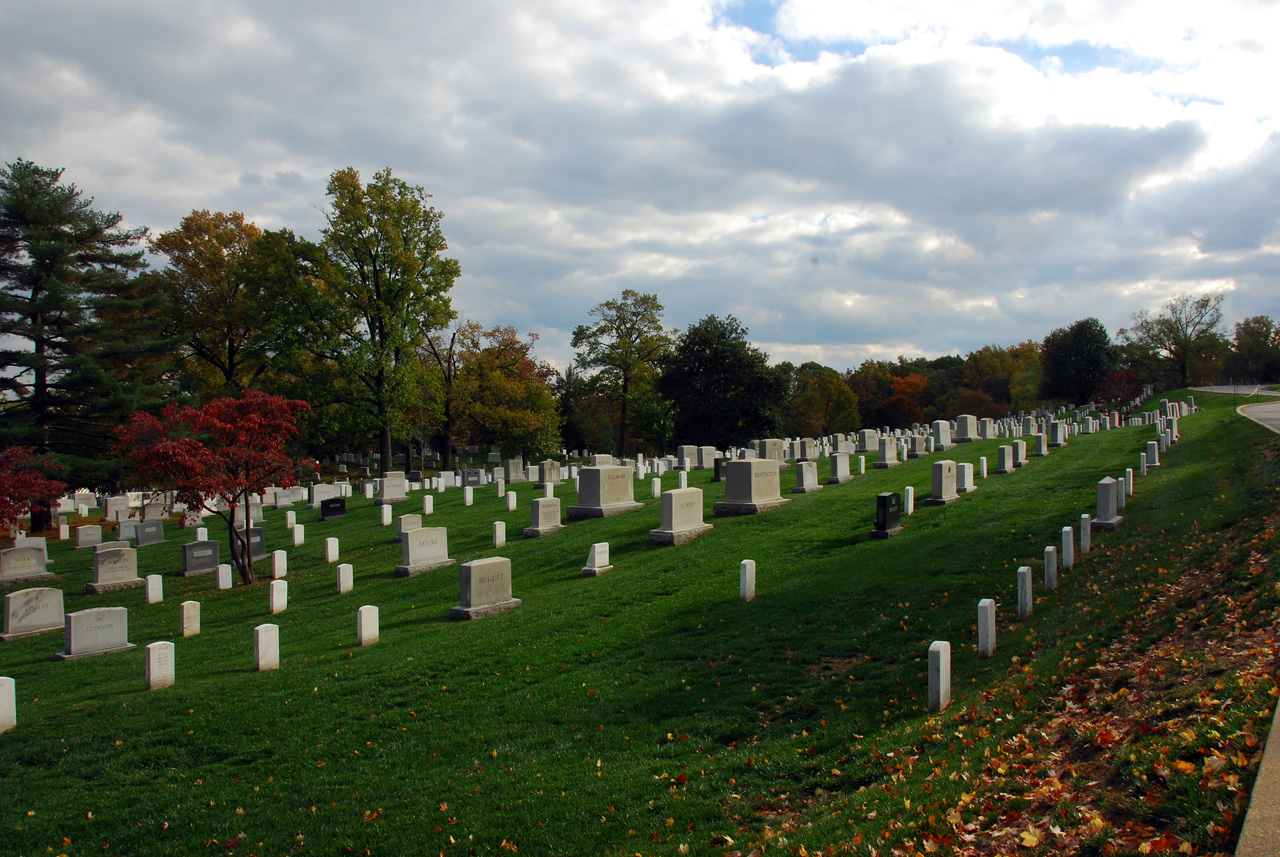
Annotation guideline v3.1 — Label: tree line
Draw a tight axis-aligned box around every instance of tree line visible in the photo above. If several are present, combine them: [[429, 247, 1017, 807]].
[[3, 158, 1278, 493]]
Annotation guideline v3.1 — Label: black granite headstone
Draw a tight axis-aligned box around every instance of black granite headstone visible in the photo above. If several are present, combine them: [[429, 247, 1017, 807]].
[[871, 492, 903, 539], [319, 497, 347, 521]]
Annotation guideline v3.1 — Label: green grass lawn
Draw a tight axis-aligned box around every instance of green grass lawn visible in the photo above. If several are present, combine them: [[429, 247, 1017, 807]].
[[2, 392, 1277, 856]]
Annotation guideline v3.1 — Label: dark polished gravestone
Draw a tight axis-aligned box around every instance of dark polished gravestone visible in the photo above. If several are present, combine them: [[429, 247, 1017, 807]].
[[319, 497, 347, 522], [870, 491, 903, 539], [136, 521, 166, 547], [229, 527, 267, 565], [180, 541, 220, 577]]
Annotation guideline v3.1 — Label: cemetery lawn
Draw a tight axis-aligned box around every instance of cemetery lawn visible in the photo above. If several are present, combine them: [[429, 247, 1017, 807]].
[[3, 392, 1279, 856]]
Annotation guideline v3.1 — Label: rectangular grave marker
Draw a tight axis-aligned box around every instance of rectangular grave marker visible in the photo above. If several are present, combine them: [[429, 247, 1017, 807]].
[[871, 492, 902, 539], [1062, 526, 1075, 569], [922, 460, 958, 506], [0, 547, 52, 586], [740, 560, 756, 602], [56, 607, 135, 660], [650, 487, 713, 546], [320, 497, 347, 521], [269, 579, 287, 614], [145, 574, 164, 604], [136, 521, 166, 547], [493, 521, 506, 548], [978, 599, 996, 657], [523, 497, 564, 538], [325, 537, 340, 563], [217, 564, 233, 590], [450, 557, 522, 620], [1092, 477, 1123, 531], [1, 587, 64, 641], [181, 601, 200, 637], [1017, 566, 1032, 620], [146, 641, 175, 690], [87, 547, 143, 594], [336, 563, 354, 594], [254, 624, 279, 671], [357, 605, 379, 646], [0, 677, 13, 733], [179, 540, 219, 577], [1045, 546, 1058, 591], [714, 460, 790, 516], [395, 527, 455, 576], [568, 466, 643, 520], [581, 542, 612, 577], [928, 641, 951, 712]]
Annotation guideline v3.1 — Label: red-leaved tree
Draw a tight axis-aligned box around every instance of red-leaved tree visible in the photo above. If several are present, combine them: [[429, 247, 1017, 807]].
[[0, 447, 68, 533], [118, 390, 311, 584]]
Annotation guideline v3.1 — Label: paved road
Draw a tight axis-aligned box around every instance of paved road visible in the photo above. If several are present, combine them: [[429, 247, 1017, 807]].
[[1238, 401, 1280, 435], [1190, 384, 1280, 397]]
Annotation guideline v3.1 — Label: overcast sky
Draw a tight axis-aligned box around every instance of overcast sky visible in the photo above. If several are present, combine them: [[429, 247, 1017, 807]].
[[3, 0, 1277, 370]]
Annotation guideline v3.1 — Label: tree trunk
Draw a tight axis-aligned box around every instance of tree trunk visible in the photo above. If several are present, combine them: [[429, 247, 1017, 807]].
[[30, 502, 53, 533], [617, 373, 630, 458], [380, 425, 392, 476]]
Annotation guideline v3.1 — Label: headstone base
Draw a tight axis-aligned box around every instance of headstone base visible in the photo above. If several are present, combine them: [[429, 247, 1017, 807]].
[[449, 598, 522, 620], [85, 579, 145, 595], [649, 523, 714, 546], [375, 495, 408, 506], [581, 564, 613, 577], [522, 524, 565, 538], [920, 495, 958, 507], [872, 461, 899, 470], [957, 483, 978, 494], [953, 437, 976, 443], [1090, 515, 1123, 532], [0, 627, 59, 642], [176, 567, 216, 577], [870, 526, 903, 540], [54, 642, 136, 661], [1047, 441, 1067, 448], [566, 501, 643, 520], [0, 570, 54, 585], [906, 451, 929, 459], [826, 474, 854, 485], [713, 498, 791, 516], [995, 466, 1015, 475], [394, 558, 456, 578], [791, 484, 824, 494]]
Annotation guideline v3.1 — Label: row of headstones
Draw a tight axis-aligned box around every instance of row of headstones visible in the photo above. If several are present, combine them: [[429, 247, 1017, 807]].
[[925, 411, 1180, 710]]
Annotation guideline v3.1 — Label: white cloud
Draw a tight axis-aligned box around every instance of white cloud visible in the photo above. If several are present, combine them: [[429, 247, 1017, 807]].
[[0, 0, 1274, 376]]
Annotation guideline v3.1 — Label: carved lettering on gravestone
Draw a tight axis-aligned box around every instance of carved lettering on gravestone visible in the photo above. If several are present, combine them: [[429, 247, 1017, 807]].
[[450, 557, 521, 620], [2, 587, 65, 640], [181, 541, 220, 576], [872, 492, 903, 539], [320, 497, 347, 521], [56, 607, 136, 660]]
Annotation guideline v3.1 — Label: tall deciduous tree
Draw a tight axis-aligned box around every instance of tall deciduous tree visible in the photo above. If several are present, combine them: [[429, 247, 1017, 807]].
[[149, 210, 269, 398], [571, 290, 671, 457], [657, 314, 785, 449], [784, 362, 861, 438], [1039, 317, 1116, 404], [0, 447, 66, 532], [1224, 315, 1280, 383], [1119, 294, 1226, 389], [320, 167, 459, 472], [0, 159, 169, 486], [460, 326, 560, 462], [118, 390, 311, 584]]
